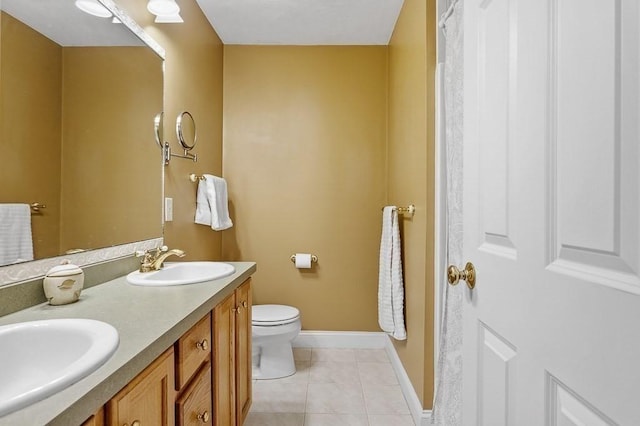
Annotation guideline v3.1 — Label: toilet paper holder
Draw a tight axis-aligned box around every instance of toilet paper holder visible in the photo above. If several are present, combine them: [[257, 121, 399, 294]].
[[290, 254, 318, 264]]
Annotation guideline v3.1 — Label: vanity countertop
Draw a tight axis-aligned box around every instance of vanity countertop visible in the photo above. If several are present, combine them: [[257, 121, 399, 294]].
[[0, 261, 256, 426]]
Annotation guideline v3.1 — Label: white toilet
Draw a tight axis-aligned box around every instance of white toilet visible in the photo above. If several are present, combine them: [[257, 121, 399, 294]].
[[252, 304, 301, 380]]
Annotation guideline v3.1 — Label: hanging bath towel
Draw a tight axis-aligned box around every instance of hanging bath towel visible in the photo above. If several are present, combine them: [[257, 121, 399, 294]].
[[0, 203, 34, 265], [378, 206, 407, 340], [194, 174, 233, 231]]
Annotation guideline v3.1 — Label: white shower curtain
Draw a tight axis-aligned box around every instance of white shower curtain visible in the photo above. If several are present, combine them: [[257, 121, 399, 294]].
[[432, 0, 464, 425]]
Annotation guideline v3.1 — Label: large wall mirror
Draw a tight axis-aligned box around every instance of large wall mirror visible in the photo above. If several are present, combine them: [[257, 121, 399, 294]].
[[0, 0, 164, 285]]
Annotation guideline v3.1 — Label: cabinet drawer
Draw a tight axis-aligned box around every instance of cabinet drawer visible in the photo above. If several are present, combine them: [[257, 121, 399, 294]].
[[176, 313, 212, 390], [107, 348, 175, 426], [176, 362, 213, 426]]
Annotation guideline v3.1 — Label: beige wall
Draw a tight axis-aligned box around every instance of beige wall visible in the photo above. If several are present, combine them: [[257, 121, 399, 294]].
[[0, 12, 62, 260], [117, 0, 436, 409], [117, 0, 224, 261], [222, 46, 387, 330], [388, 0, 437, 408], [60, 47, 162, 252]]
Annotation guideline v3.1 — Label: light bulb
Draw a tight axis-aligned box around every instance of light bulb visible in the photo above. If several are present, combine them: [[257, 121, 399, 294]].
[[147, 0, 180, 16], [75, 0, 112, 18]]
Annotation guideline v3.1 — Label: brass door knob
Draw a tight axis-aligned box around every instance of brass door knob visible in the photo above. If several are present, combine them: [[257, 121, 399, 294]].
[[447, 262, 476, 289]]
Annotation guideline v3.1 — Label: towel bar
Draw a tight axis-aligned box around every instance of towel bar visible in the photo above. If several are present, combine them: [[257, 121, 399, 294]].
[[189, 173, 206, 182], [381, 205, 415, 215], [30, 203, 46, 213]]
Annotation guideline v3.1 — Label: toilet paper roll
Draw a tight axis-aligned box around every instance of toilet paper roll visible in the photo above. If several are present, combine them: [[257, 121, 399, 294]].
[[295, 253, 312, 269]]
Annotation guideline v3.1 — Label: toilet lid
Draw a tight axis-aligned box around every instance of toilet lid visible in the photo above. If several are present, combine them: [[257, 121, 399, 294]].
[[252, 304, 300, 326]]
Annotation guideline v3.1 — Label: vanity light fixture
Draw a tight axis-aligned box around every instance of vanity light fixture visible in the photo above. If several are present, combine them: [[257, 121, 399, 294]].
[[147, 0, 184, 23], [75, 0, 113, 18]]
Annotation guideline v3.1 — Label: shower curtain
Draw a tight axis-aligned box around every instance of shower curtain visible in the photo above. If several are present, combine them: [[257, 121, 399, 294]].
[[432, 0, 464, 425]]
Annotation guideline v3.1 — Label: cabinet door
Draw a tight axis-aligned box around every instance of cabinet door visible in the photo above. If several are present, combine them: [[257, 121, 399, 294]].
[[81, 406, 104, 426], [107, 348, 175, 426], [176, 362, 212, 426], [235, 279, 252, 426], [213, 293, 236, 426]]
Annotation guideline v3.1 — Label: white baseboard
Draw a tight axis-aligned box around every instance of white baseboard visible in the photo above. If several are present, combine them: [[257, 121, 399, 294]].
[[293, 331, 432, 425], [383, 337, 433, 425]]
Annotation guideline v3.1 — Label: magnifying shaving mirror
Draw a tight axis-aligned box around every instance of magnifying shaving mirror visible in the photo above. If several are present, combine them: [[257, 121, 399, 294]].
[[176, 111, 197, 151], [155, 111, 198, 165]]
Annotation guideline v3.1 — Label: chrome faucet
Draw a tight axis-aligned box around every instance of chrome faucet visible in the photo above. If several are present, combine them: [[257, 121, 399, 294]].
[[136, 246, 185, 272]]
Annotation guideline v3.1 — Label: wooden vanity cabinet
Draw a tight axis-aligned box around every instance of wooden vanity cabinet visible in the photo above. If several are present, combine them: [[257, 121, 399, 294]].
[[86, 279, 251, 426], [213, 278, 252, 426], [106, 348, 176, 426]]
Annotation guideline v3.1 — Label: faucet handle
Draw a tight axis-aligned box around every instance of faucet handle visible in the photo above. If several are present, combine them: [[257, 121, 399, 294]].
[[159, 245, 168, 252], [135, 250, 147, 258]]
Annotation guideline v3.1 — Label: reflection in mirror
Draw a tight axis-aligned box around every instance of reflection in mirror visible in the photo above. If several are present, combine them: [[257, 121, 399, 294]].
[[154, 112, 165, 150], [176, 111, 197, 150], [0, 0, 164, 281]]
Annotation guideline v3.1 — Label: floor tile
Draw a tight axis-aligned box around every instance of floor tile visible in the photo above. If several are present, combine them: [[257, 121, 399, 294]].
[[363, 385, 411, 415], [252, 381, 308, 413], [304, 413, 369, 426], [358, 362, 399, 386], [250, 345, 414, 425], [266, 361, 310, 384], [309, 361, 361, 385], [294, 347, 312, 361], [311, 348, 357, 363], [368, 414, 415, 426], [245, 412, 305, 426], [354, 349, 390, 363], [306, 382, 366, 414]]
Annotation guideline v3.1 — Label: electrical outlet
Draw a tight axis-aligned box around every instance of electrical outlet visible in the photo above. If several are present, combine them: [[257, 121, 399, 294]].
[[164, 197, 173, 222]]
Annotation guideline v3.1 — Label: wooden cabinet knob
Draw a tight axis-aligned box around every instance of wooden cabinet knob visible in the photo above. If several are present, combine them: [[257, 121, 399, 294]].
[[236, 301, 248, 314], [197, 411, 210, 423], [196, 339, 209, 351]]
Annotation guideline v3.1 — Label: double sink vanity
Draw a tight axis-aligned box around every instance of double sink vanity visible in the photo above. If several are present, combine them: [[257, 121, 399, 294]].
[[0, 260, 256, 425]]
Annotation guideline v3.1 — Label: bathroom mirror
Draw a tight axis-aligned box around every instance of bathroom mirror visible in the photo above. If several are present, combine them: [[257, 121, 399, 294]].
[[176, 111, 197, 150], [0, 0, 164, 282]]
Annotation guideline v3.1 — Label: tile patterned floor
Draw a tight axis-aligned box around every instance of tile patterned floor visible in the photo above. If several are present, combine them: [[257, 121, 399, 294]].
[[246, 348, 415, 426]]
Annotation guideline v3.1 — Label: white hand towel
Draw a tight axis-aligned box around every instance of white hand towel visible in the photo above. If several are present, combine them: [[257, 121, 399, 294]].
[[378, 206, 407, 340], [194, 174, 233, 231], [0, 204, 34, 265]]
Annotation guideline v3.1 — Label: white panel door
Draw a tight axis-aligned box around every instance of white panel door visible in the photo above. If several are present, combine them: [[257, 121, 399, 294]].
[[461, 0, 640, 424]]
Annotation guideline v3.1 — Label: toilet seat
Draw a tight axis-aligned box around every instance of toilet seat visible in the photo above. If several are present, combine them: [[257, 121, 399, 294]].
[[252, 304, 300, 326]]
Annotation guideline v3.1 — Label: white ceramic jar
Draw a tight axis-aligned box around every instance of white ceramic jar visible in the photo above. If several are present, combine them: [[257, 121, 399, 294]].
[[43, 261, 84, 305]]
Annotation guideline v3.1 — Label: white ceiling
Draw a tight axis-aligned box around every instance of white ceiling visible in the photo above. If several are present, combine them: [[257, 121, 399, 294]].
[[195, 0, 404, 45], [2, 0, 144, 47]]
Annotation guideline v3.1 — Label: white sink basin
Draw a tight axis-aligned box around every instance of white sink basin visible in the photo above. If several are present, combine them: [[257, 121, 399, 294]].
[[0, 318, 119, 416], [126, 261, 236, 286]]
